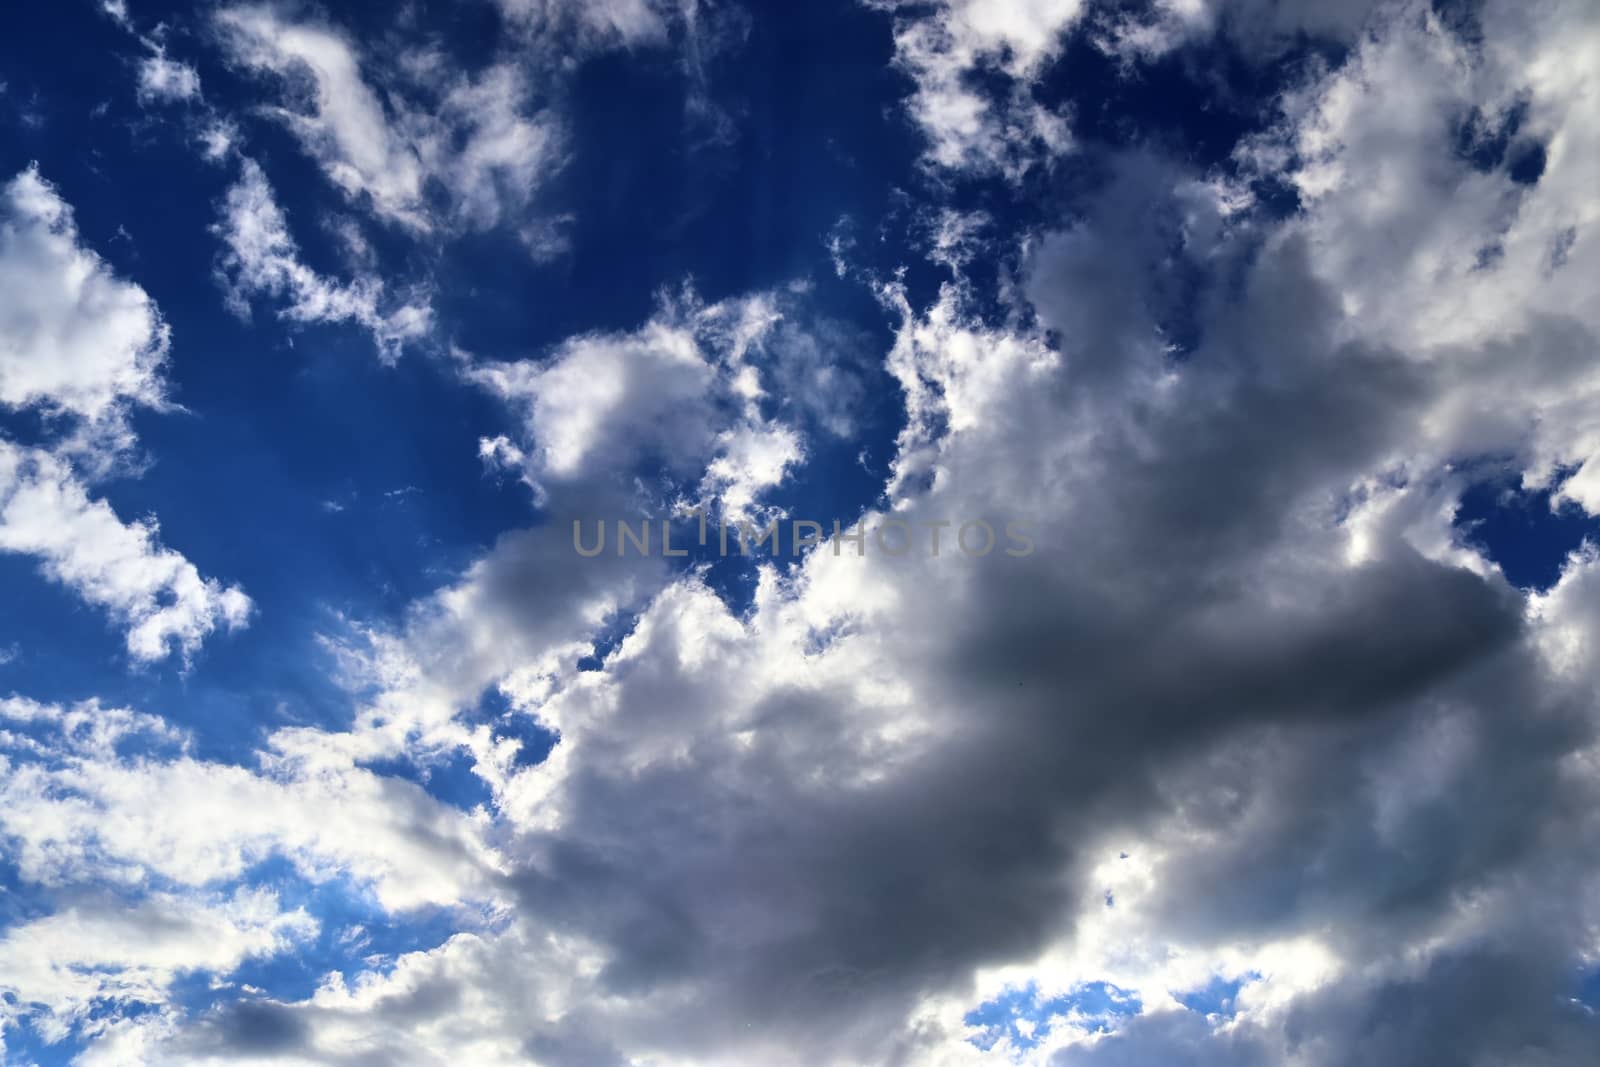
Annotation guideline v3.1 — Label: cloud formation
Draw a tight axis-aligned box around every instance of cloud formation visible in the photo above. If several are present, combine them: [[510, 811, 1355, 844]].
[[870, 0, 1081, 177], [212, 5, 563, 238], [107, 2, 1600, 1062], [0, 167, 168, 423], [0, 168, 250, 664], [0, 445, 252, 663], [6, 0, 1600, 1064], [212, 158, 432, 359]]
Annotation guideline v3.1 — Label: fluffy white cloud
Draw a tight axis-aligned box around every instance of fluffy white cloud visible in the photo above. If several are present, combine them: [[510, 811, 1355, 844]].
[[0, 693, 502, 1054], [0, 167, 168, 423], [60, 921, 619, 1067], [468, 288, 807, 519], [0, 443, 252, 663], [1241, 0, 1600, 514], [0, 168, 251, 665], [0, 889, 315, 1048], [0, 696, 503, 912], [22, 0, 1600, 1062], [272, 291, 849, 814], [870, 0, 1081, 177], [471, 317, 719, 485], [136, 51, 202, 103], [698, 421, 804, 526], [104, 4, 1600, 1063]]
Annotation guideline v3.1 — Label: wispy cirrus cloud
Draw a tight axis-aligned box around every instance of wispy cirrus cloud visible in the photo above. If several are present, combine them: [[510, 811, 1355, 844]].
[[212, 5, 565, 238], [212, 158, 432, 360]]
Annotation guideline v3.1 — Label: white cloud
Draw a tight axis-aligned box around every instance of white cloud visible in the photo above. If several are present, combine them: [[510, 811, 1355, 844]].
[[0, 443, 252, 663], [67, 922, 614, 1067], [28, 1, 1600, 1062], [470, 319, 718, 484], [0, 889, 315, 1047], [0, 168, 252, 666], [196, 118, 238, 162], [136, 51, 202, 104], [421, 63, 564, 234], [213, 6, 563, 239], [0, 167, 169, 423], [213, 158, 432, 359], [213, 5, 430, 228], [698, 421, 804, 526], [260, 293, 834, 813], [871, 0, 1083, 177], [0, 696, 503, 912], [1234, 0, 1600, 518], [467, 289, 799, 513]]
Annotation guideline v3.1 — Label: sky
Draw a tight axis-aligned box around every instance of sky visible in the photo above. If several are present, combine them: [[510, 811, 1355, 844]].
[[1, 0, 1599, 1064]]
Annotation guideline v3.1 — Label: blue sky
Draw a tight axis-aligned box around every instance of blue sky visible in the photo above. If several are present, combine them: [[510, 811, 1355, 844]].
[[2, 0, 1600, 1064]]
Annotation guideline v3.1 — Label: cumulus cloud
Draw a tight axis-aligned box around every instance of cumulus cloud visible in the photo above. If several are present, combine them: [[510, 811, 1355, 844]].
[[870, 0, 1081, 177], [254, 289, 855, 835], [0, 167, 251, 665], [0, 701, 325, 1043], [136, 50, 202, 104], [470, 315, 722, 486], [0, 443, 253, 663], [0, 691, 515, 1058], [468, 287, 814, 522], [20, 0, 1600, 1063], [697, 421, 804, 526], [0, 695, 502, 912], [98, 2, 1600, 1063], [0, 167, 169, 423], [0, 889, 315, 1048]]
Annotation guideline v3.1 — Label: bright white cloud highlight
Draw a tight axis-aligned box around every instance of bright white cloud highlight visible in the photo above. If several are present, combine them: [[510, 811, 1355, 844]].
[[0, 444, 253, 663], [136, 51, 202, 103], [872, 0, 1082, 176], [0, 167, 251, 665], [213, 6, 563, 238], [213, 5, 430, 228], [213, 158, 432, 359], [0, 696, 503, 912], [14, 1, 1600, 1064], [0, 167, 169, 423], [0, 889, 314, 1047]]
